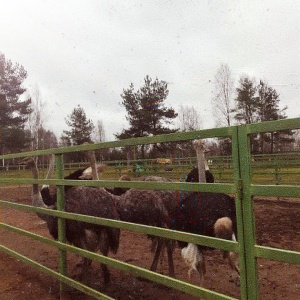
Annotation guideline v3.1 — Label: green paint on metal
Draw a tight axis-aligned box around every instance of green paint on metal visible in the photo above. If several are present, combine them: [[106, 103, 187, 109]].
[[0, 200, 239, 253], [0, 223, 237, 300], [0, 244, 114, 300], [237, 125, 259, 300], [55, 154, 67, 294], [231, 126, 248, 300], [246, 117, 300, 134], [255, 245, 300, 265], [0, 117, 300, 300], [0, 178, 235, 193], [250, 185, 300, 198], [0, 126, 232, 160]]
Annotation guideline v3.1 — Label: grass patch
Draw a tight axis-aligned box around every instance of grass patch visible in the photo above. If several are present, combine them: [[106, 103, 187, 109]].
[[0, 165, 299, 186]]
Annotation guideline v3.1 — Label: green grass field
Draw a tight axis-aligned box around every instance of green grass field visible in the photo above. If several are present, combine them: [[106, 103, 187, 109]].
[[1, 164, 299, 186]]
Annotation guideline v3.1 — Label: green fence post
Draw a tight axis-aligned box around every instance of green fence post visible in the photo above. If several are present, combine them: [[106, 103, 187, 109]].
[[274, 155, 280, 201], [274, 154, 280, 185], [238, 125, 259, 299], [55, 154, 67, 295], [231, 126, 248, 300]]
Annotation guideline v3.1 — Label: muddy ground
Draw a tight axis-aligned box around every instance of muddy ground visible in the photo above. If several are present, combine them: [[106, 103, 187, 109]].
[[0, 186, 300, 299]]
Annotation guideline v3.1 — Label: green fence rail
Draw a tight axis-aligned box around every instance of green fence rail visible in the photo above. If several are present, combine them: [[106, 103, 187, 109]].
[[2, 152, 299, 185], [0, 117, 300, 300]]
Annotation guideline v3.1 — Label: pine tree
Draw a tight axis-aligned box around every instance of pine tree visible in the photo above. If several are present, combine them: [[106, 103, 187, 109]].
[[0, 53, 32, 155], [234, 76, 258, 125], [115, 75, 178, 158], [257, 80, 293, 152], [234, 77, 294, 153], [63, 105, 94, 145]]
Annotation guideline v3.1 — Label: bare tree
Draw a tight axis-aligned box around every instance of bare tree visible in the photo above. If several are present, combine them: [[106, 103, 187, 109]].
[[291, 129, 300, 151], [26, 84, 47, 151], [176, 105, 202, 158], [92, 119, 108, 162], [212, 63, 234, 127], [177, 105, 202, 131], [93, 119, 106, 142]]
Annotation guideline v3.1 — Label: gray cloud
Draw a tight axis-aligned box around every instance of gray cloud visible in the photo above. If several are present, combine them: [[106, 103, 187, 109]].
[[1, 0, 299, 140]]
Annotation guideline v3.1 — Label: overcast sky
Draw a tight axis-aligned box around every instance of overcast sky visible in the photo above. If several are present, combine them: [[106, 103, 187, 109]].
[[1, 0, 299, 141]]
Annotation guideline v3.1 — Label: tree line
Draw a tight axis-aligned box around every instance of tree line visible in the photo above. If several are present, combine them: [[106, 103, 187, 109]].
[[0, 53, 298, 163], [212, 64, 294, 154]]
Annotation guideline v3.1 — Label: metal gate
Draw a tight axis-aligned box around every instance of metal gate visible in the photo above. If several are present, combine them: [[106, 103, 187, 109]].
[[0, 117, 299, 299]]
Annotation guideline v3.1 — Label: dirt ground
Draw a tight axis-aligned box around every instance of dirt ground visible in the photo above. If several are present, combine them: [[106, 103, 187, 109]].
[[0, 186, 300, 300]]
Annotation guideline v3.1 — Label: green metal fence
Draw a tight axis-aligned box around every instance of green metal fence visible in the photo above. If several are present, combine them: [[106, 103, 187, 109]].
[[2, 151, 300, 185], [0, 117, 300, 299]]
